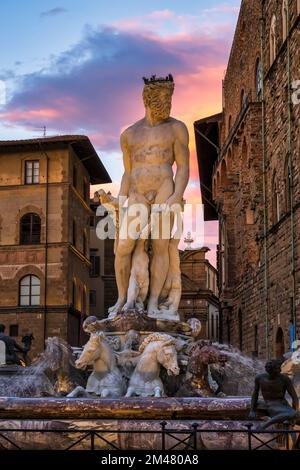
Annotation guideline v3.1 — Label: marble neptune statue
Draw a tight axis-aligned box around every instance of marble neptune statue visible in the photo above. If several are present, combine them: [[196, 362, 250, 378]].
[[96, 74, 190, 321]]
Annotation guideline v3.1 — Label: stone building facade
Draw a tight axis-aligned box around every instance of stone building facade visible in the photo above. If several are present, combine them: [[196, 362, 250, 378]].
[[89, 200, 118, 318], [195, 0, 300, 359], [179, 247, 219, 341], [0, 135, 111, 357]]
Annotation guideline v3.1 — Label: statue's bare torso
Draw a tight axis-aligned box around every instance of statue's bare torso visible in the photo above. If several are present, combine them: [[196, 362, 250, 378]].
[[124, 117, 185, 202]]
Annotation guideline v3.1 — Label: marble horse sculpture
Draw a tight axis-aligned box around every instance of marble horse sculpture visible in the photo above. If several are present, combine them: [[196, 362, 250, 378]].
[[67, 332, 125, 398], [125, 333, 180, 397]]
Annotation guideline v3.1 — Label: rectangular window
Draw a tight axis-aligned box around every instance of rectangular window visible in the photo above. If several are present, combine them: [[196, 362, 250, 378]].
[[90, 252, 100, 277], [25, 160, 39, 184], [89, 290, 97, 307], [9, 325, 19, 337]]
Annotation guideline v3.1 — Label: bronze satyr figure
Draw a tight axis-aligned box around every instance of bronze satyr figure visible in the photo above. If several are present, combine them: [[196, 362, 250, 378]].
[[249, 359, 300, 430]]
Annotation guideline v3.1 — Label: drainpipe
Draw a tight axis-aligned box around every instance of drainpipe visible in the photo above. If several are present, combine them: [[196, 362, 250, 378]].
[[286, 1, 297, 345], [260, 12, 270, 358], [38, 141, 49, 348]]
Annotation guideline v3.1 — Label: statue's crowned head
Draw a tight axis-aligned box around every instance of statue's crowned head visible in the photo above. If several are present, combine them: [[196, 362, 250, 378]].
[[142, 74, 175, 121]]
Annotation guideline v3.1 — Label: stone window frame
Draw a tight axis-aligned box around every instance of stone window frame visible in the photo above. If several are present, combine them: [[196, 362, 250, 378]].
[[16, 206, 45, 245], [269, 15, 277, 66], [255, 57, 263, 100], [20, 213, 41, 245], [220, 159, 228, 188], [24, 160, 40, 185], [19, 274, 41, 307]]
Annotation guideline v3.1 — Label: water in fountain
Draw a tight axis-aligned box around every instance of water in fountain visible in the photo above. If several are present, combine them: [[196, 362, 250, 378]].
[[0, 337, 84, 397], [209, 342, 265, 395]]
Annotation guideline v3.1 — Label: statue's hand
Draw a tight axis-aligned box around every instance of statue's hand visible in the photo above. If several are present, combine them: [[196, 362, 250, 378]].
[[95, 189, 119, 209], [249, 410, 257, 419]]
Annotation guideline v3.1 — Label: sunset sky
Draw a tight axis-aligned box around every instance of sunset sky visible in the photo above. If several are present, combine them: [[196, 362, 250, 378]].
[[0, 0, 241, 265]]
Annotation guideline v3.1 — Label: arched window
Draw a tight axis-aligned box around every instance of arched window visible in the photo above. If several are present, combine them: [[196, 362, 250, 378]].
[[19, 275, 40, 306], [275, 327, 285, 359], [282, 0, 288, 42], [238, 309, 243, 351], [221, 160, 228, 187], [255, 59, 263, 99], [272, 172, 280, 224], [20, 213, 41, 244], [270, 15, 277, 64]]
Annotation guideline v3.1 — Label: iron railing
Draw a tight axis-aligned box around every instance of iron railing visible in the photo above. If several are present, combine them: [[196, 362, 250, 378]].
[[0, 422, 299, 451]]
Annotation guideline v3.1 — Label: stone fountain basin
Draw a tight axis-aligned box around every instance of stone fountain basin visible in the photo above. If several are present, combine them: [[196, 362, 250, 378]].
[[0, 397, 269, 450], [0, 396, 266, 420]]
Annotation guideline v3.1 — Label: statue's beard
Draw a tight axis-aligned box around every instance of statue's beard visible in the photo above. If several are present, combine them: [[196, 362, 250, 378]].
[[148, 99, 171, 121]]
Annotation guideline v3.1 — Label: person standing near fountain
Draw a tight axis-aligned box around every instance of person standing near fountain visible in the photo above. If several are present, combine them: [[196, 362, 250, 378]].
[[0, 324, 27, 366], [103, 74, 190, 319]]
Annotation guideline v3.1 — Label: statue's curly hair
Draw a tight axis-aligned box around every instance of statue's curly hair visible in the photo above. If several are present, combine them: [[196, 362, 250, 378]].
[[142, 81, 174, 107], [139, 333, 175, 353]]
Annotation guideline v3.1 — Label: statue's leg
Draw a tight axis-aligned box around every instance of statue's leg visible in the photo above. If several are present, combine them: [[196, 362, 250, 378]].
[[148, 183, 174, 316], [67, 386, 86, 398], [259, 410, 299, 430], [109, 237, 136, 315], [154, 386, 162, 398], [101, 389, 110, 398], [148, 238, 170, 315], [123, 276, 139, 311]]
